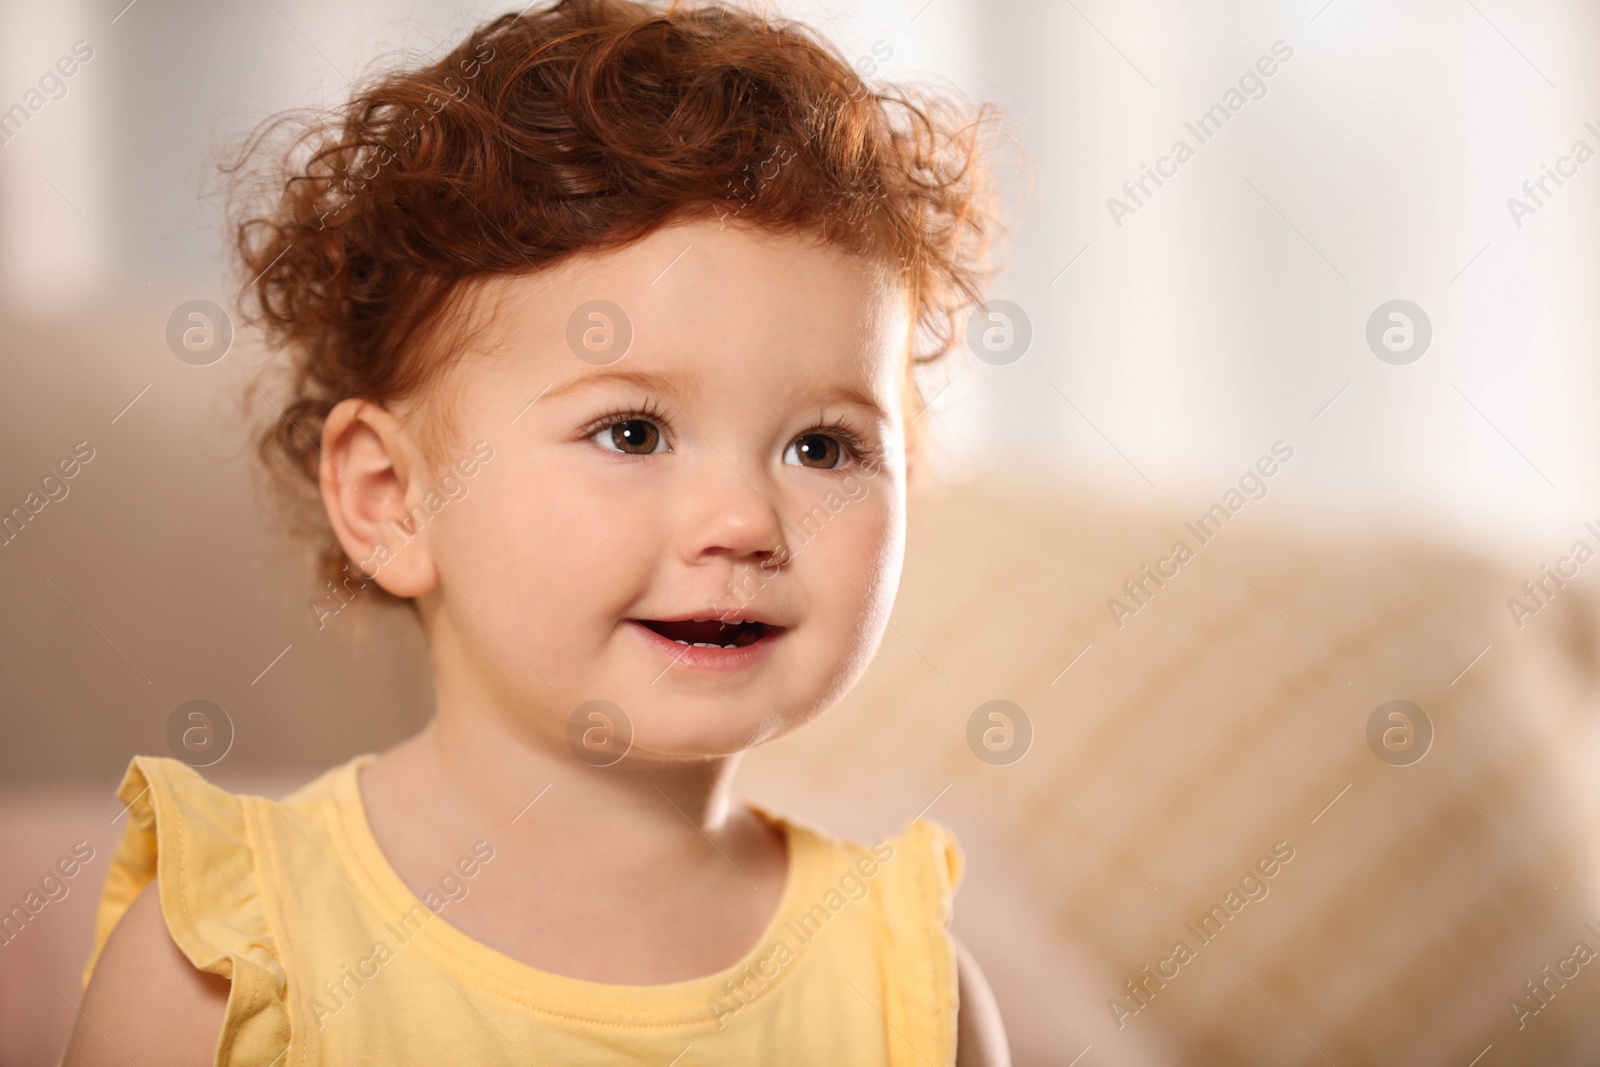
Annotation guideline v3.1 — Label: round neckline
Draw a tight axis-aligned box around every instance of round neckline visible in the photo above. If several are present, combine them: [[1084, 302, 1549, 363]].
[[328, 752, 820, 1023]]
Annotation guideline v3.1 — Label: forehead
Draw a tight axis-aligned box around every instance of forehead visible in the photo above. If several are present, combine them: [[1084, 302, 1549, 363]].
[[468, 219, 913, 399]]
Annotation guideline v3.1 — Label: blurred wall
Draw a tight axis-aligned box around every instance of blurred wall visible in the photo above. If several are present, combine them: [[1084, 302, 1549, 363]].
[[961, 0, 1600, 549]]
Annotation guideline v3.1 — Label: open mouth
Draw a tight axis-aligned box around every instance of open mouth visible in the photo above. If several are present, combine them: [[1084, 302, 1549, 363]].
[[632, 618, 770, 649]]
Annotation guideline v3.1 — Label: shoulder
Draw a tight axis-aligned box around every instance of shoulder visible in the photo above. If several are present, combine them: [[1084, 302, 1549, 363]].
[[62, 881, 229, 1067], [69, 754, 348, 1065], [953, 934, 1011, 1067], [763, 807, 963, 895], [764, 809, 991, 1060], [81, 756, 274, 979]]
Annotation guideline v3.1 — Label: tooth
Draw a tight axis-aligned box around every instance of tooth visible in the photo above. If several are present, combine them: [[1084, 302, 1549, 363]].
[[692, 642, 718, 648], [673, 639, 690, 645]]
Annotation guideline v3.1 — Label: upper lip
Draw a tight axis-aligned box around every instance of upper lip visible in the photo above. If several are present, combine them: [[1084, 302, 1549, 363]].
[[630, 610, 785, 627]]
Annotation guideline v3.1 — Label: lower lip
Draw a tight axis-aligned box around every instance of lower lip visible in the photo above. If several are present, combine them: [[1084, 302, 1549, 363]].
[[626, 620, 784, 673]]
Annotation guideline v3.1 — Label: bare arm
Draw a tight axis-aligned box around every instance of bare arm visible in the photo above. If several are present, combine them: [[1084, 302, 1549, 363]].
[[61, 882, 230, 1067], [954, 935, 1010, 1067]]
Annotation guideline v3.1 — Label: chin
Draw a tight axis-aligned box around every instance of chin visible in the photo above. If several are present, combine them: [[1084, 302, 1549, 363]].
[[624, 707, 789, 762], [617, 687, 825, 764]]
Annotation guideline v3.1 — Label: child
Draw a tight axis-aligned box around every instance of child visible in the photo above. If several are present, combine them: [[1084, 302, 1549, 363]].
[[65, 1, 1007, 1063]]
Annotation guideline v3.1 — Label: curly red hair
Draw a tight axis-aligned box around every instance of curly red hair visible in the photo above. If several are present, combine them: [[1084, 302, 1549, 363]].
[[226, 0, 1003, 606]]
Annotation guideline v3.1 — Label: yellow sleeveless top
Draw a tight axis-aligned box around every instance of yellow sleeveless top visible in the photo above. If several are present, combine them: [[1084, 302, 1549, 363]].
[[80, 754, 964, 1066]]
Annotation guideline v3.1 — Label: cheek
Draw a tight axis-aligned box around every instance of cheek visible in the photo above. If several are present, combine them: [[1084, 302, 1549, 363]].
[[793, 484, 904, 652], [433, 456, 653, 636]]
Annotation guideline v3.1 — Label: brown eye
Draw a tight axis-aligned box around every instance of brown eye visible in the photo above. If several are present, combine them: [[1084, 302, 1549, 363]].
[[594, 419, 665, 455], [786, 433, 843, 469]]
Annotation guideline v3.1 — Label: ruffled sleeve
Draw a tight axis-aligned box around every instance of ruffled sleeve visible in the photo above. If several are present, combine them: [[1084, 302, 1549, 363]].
[[80, 755, 290, 1066], [905, 818, 964, 929], [875, 817, 965, 1066]]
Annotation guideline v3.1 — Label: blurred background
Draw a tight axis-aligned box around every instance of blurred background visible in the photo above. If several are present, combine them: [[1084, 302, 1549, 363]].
[[5, 0, 1600, 1064]]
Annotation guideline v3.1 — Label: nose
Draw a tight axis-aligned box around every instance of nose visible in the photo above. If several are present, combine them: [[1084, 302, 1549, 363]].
[[676, 454, 787, 571]]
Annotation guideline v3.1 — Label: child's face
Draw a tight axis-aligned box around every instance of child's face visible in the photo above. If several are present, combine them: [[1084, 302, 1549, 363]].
[[407, 218, 911, 761]]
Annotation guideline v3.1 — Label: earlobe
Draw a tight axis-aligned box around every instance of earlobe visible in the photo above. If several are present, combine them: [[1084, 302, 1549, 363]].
[[319, 399, 439, 599]]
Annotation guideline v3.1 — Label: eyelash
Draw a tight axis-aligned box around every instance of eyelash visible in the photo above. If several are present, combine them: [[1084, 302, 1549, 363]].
[[580, 397, 882, 468], [580, 396, 675, 441]]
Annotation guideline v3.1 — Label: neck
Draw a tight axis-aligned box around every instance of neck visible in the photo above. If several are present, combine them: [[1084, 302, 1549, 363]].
[[415, 662, 749, 867], [429, 711, 742, 825]]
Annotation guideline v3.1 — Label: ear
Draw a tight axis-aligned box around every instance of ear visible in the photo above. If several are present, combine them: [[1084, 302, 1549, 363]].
[[319, 398, 438, 599]]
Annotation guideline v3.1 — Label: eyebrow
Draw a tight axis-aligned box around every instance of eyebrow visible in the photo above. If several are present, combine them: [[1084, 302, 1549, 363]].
[[540, 369, 701, 405], [540, 371, 890, 422], [805, 383, 891, 423]]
